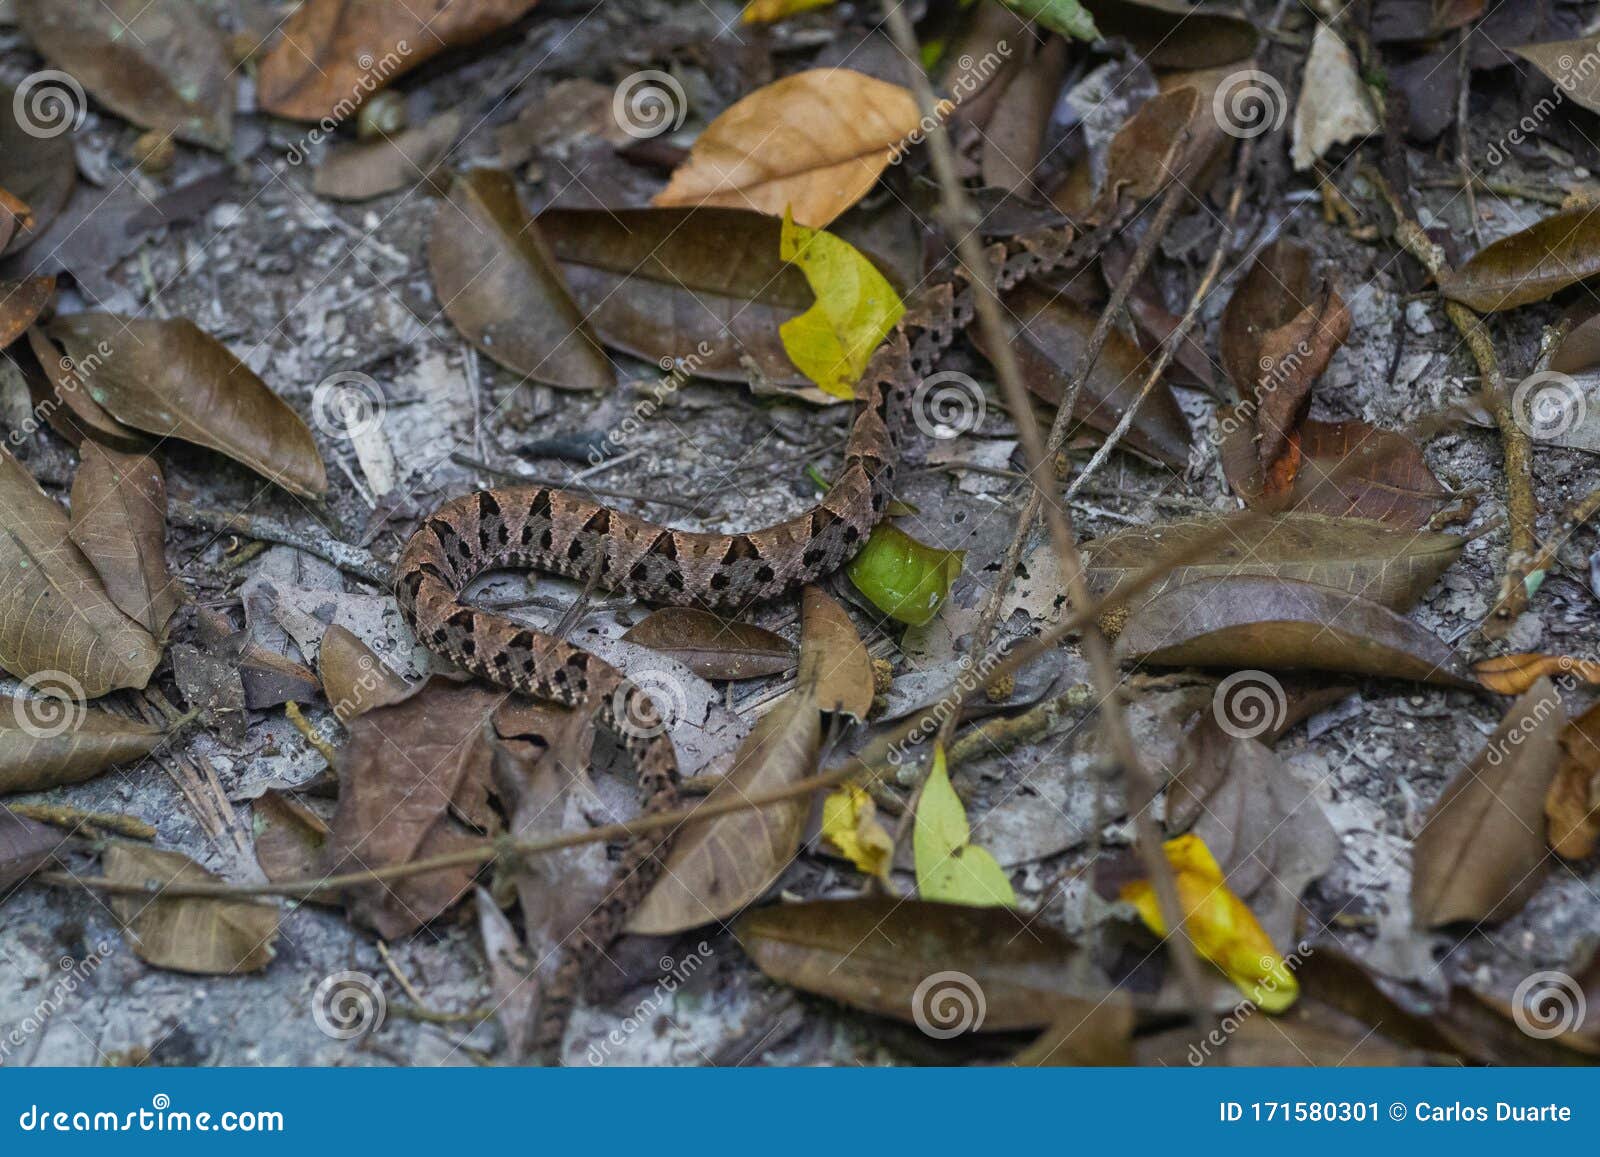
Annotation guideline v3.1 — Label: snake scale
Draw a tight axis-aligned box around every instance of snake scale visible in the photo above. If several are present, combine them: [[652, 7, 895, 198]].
[[394, 217, 1104, 1060]]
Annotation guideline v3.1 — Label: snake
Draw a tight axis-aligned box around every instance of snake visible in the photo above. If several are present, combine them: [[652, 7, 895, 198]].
[[394, 219, 1101, 1061]]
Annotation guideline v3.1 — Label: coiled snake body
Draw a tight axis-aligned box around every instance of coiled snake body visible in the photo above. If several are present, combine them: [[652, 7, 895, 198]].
[[394, 221, 1093, 1059]]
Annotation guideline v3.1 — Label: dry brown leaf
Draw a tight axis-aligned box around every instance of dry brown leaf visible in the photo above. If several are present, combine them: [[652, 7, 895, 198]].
[[1514, 39, 1600, 115], [313, 111, 461, 202], [1082, 513, 1466, 616], [0, 446, 161, 697], [0, 276, 53, 351], [252, 790, 329, 884], [0, 693, 164, 795], [46, 315, 327, 499], [626, 691, 820, 935], [321, 678, 500, 938], [0, 804, 60, 891], [1437, 205, 1600, 313], [980, 38, 1068, 197], [653, 68, 921, 227], [317, 624, 415, 721], [430, 170, 614, 392], [256, 0, 541, 122], [0, 86, 75, 259], [738, 896, 1120, 1037], [1117, 575, 1476, 687], [15, 0, 233, 150], [797, 584, 872, 721], [1412, 678, 1565, 927], [105, 844, 278, 974], [1221, 415, 1458, 529], [69, 442, 179, 638], [622, 607, 795, 681], [1547, 699, 1600, 860], [23, 328, 148, 451]]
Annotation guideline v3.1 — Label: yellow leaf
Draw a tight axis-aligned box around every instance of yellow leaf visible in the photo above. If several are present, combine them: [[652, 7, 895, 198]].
[[821, 784, 893, 880], [778, 212, 905, 399], [742, 0, 835, 22], [1120, 833, 1299, 1013], [914, 744, 1014, 907]]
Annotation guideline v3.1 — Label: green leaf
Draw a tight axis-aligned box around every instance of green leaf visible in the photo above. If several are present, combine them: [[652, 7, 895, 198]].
[[779, 211, 905, 400], [844, 522, 963, 626], [1000, 0, 1100, 41], [914, 744, 1015, 907]]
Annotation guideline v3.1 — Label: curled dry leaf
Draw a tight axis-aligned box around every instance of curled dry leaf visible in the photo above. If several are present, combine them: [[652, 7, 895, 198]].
[[256, 0, 541, 122], [1546, 699, 1600, 860], [0, 276, 53, 351], [0, 445, 161, 697], [621, 607, 794, 681], [1116, 575, 1476, 687], [1082, 513, 1467, 615], [1474, 653, 1600, 696], [317, 624, 416, 721], [653, 68, 921, 227], [313, 111, 462, 202], [15, 0, 234, 150], [431, 171, 614, 392], [46, 315, 327, 499], [251, 790, 330, 884], [976, 284, 1193, 468], [0, 693, 163, 795], [738, 896, 1119, 1035], [322, 679, 502, 938], [1291, 24, 1379, 170], [980, 37, 1069, 197], [1437, 205, 1600, 313], [105, 843, 278, 974], [1219, 239, 1351, 469], [1221, 415, 1458, 529], [1412, 678, 1565, 927], [69, 442, 180, 638], [0, 804, 60, 891], [0, 86, 76, 259]]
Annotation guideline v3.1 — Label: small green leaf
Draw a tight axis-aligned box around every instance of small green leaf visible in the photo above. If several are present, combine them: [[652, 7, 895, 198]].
[[779, 211, 905, 400], [845, 522, 963, 626], [914, 744, 1015, 907], [999, 0, 1099, 41]]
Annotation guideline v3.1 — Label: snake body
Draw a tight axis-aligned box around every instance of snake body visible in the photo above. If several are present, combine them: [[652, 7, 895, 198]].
[[394, 221, 1093, 1059]]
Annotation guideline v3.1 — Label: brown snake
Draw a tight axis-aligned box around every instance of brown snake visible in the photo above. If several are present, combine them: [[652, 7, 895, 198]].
[[394, 219, 1100, 1060]]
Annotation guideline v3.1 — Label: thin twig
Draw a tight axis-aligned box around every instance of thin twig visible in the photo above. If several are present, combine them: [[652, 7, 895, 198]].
[[170, 501, 388, 585], [878, 0, 1211, 1014]]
